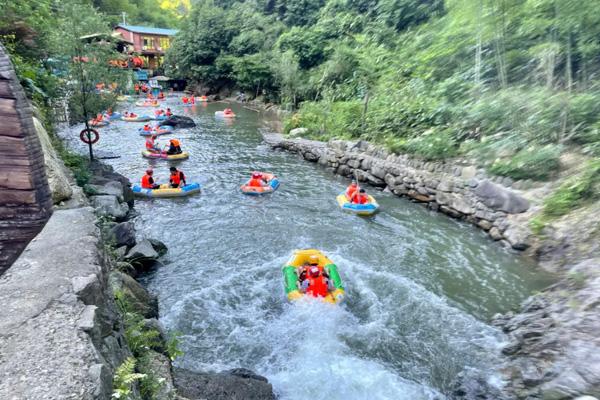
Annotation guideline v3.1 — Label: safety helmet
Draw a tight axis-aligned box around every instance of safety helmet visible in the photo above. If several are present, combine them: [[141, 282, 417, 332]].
[[309, 266, 320, 277], [146, 169, 153, 175], [308, 254, 319, 266]]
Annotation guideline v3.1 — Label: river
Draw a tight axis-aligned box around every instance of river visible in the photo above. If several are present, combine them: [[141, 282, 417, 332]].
[[60, 98, 553, 399]]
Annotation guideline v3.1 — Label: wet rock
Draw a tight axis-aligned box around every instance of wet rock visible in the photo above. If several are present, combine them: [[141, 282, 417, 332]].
[[504, 225, 532, 250], [436, 192, 474, 214], [148, 238, 168, 257], [474, 180, 529, 213], [124, 239, 159, 265], [107, 222, 136, 248], [109, 271, 158, 319], [174, 367, 275, 400], [92, 195, 129, 221], [489, 227, 503, 241], [159, 115, 196, 129]]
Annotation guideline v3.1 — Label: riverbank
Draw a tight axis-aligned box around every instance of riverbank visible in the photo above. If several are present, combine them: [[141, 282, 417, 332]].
[[260, 131, 600, 399]]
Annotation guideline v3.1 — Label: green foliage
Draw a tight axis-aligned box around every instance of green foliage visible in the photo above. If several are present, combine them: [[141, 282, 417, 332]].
[[488, 145, 561, 181], [60, 149, 91, 186], [112, 357, 146, 399], [388, 128, 458, 160], [137, 354, 167, 400], [166, 332, 184, 361], [542, 160, 600, 217]]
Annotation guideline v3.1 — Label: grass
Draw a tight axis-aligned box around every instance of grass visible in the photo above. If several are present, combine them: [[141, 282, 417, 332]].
[[542, 160, 600, 217], [488, 145, 561, 181]]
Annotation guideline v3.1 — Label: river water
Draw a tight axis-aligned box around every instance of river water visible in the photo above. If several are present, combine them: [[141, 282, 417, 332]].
[[61, 98, 552, 399]]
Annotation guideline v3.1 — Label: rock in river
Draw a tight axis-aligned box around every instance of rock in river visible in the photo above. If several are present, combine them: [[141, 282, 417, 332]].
[[174, 367, 276, 400], [159, 115, 196, 129]]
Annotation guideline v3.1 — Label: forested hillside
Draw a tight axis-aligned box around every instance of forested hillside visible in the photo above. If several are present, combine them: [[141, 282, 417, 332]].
[[167, 0, 600, 190]]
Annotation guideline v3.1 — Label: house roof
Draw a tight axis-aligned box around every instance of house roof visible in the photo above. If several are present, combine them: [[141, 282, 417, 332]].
[[116, 24, 178, 36]]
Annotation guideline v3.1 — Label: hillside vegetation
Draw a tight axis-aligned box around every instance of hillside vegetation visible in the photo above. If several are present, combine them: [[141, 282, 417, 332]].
[[166, 0, 600, 188]]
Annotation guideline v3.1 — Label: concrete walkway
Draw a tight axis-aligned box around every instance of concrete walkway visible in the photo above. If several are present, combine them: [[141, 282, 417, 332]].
[[0, 207, 109, 400]]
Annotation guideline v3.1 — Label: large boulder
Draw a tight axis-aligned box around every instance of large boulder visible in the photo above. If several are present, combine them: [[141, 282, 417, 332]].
[[33, 117, 73, 203], [174, 368, 275, 400], [92, 195, 129, 220], [159, 115, 196, 129], [109, 271, 158, 318], [124, 239, 159, 264], [474, 180, 529, 214], [84, 181, 124, 202], [108, 222, 136, 248]]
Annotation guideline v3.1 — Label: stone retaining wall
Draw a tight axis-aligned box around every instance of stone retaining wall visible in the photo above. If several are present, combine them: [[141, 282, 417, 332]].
[[262, 132, 536, 251]]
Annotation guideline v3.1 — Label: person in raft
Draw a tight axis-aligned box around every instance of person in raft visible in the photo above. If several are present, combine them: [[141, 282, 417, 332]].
[[299, 255, 334, 298], [158, 92, 165, 99], [345, 180, 359, 199], [246, 172, 267, 187], [142, 124, 152, 132], [141, 169, 160, 189], [145, 135, 160, 153], [166, 108, 173, 117], [166, 139, 182, 155], [169, 167, 187, 188], [351, 188, 369, 204]]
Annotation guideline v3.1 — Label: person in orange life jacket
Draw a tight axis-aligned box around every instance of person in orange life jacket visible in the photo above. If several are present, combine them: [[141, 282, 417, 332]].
[[142, 124, 152, 132], [169, 167, 186, 188], [246, 172, 266, 187], [141, 169, 160, 189], [300, 257, 333, 298], [298, 254, 321, 282], [166, 108, 173, 117], [351, 188, 369, 204], [345, 179, 358, 199], [158, 92, 165, 99], [166, 138, 182, 155], [145, 135, 160, 153], [182, 96, 188, 104]]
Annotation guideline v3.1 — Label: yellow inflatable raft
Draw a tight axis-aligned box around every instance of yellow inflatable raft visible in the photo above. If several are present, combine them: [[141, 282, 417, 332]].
[[282, 249, 345, 304], [336, 193, 379, 216], [141, 150, 190, 160]]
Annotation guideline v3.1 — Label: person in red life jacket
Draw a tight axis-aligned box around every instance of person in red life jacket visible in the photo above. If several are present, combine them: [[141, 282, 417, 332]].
[[145, 135, 160, 153], [142, 124, 152, 132], [158, 92, 165, 99], [166, 138, 182, 155], [182, 97, 188, 104], [141, 169, 160, 189], [154, 109, 164, 117], [345, 180, 358, 199], [166, 108, 173, 117], [134, 83, 140, 94], [130, 112, 138, 118], [300, 263, 333, 298], [246, 172, 266, 187], [351, 188, 369, 204], [169, 167, 186, 188]]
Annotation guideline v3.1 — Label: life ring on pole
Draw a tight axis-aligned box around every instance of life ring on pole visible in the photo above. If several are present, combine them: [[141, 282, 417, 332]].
[[80, 128, 99, 144]]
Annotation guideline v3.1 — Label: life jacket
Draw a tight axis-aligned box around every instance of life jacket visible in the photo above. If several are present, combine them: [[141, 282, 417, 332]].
[[353, 193, 369, 204], [141, 174, 153, 189], [306, 275, 329, 298], [130, 113, 137, 117], [346, 185, 357, 199], [158, 92, 164, 99], [169, 139, 180, 147], [170, 171, 184, 186], [182, 97, 188, 104], [247, 178, 263, 187], [145, 138, 155, 150], [166, 110, 173, 116], [143, 125, 151, 131]]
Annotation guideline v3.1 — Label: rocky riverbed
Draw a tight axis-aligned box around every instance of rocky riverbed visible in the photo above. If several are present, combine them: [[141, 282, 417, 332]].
[[262, 130, 600, 400]]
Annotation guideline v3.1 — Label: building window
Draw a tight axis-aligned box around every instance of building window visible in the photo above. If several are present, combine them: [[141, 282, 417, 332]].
[[159, 37, 170, 50], [142, 36, 154, 49]]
